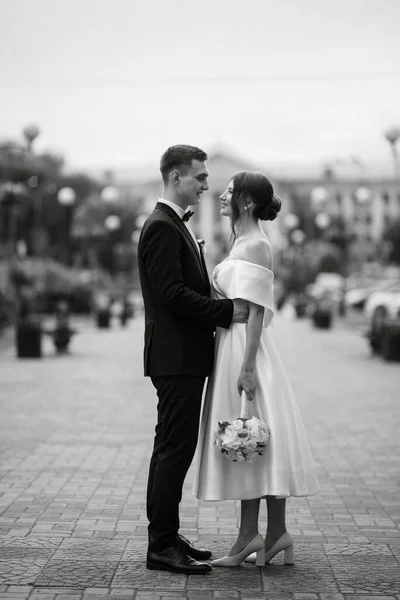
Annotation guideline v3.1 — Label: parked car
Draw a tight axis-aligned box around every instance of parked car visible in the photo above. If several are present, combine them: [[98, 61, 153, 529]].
[[345, 278, 400, 311], [364, 283, 400, 360]]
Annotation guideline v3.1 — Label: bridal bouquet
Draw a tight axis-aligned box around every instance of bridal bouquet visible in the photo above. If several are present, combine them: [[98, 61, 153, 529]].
[[214, 392, 270, 463]]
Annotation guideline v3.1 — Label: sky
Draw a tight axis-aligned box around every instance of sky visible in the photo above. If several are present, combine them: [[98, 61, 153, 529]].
[[1, 0, 400, 177]]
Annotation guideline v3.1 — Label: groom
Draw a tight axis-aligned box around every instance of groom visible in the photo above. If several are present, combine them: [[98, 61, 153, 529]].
[[138, 145, 248, 574]]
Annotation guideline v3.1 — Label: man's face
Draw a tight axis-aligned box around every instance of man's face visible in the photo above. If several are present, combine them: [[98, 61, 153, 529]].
[[177, 160, 209, 206]]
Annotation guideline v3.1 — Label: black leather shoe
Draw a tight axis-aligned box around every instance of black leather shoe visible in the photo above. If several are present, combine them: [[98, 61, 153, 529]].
[[147, 545, 212, 574], [176, 533, 212, 560]]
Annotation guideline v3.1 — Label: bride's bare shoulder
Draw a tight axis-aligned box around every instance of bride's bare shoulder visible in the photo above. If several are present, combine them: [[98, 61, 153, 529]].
[[241, 237, 272, 269]]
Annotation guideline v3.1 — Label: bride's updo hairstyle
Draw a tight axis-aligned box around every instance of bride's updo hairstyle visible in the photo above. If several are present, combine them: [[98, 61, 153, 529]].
[[231, 172, 282, 234]]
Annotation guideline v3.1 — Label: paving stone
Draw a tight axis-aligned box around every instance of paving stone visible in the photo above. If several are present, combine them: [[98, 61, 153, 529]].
[[330, 554, 400, 595], [111, 562, 185, 590], [0, 558, 47, 585], [4, 586, 32, 594], [187, 565, 262, 591], [53, 595, 83, 600], [0, 538, 61, 560], [52, 539, 126, 562], [324, 543, 393, 556], [34, 562, 118, 588]]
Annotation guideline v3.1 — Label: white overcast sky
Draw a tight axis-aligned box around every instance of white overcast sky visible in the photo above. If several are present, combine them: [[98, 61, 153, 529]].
[[1, 0, 399, 175]]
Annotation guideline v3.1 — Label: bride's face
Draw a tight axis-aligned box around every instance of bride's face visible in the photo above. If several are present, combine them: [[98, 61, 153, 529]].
[[219, 180, 234, 217]]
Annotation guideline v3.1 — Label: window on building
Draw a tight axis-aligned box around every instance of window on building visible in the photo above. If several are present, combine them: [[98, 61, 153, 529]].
[[382, 192, 390, 205], [365, 213, 372, 225], [336, 193, 342, 205]]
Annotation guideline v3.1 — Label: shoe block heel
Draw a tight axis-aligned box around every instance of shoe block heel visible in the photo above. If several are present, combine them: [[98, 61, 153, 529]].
[[284, 545, 294, 566], [255, 546, 265, 567]]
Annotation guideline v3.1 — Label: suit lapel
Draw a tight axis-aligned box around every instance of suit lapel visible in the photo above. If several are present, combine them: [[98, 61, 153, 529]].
[[199, 251, 211, 293], [155, 202, 210, 287]]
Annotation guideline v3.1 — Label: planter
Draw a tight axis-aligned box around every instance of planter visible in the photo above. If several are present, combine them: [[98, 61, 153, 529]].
[[96, 309, 111, 329], [381, 320, 400, 362], [294, 302, 308, 319], [15, 321, 42, 358], [52, 326, 75, 354], [312, 309, 332, 329]]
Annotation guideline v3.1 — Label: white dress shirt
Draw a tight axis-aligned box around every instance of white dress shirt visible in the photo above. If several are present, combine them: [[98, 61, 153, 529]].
[[158, 198, 200, 255]]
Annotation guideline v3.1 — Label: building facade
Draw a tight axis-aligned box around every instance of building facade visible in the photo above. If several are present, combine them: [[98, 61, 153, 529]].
[[126, 150, 400, 272]]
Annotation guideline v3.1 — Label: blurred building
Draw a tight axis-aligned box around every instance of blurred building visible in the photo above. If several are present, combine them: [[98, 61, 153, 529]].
[[278, 172, 400, 267], [122, 150, 399, 271]]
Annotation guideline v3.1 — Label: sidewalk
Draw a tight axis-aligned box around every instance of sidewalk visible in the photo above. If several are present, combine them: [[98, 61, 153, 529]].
[[0, 315, 399, 599]]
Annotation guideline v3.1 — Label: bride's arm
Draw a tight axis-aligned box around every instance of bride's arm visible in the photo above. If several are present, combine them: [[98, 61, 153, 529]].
[[236, 239, 271, 400], [237, 301, 264, 401]]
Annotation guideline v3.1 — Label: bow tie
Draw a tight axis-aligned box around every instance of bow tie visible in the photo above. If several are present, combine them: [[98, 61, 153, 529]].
[[182, 210, 194, 222]]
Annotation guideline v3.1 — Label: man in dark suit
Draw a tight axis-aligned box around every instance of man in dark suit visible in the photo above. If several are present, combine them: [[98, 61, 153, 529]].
[[138, 145, 248, 574]]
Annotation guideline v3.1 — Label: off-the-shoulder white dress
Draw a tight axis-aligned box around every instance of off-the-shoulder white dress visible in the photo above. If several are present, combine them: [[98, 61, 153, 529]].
[[193, 258, 320, 501]]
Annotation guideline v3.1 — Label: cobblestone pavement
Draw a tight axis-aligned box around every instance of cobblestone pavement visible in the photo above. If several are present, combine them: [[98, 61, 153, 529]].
[[0, 313, 399, 600]]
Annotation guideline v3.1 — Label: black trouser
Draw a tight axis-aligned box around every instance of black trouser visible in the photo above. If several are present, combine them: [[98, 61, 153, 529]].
[[147, 376, 205, 552]]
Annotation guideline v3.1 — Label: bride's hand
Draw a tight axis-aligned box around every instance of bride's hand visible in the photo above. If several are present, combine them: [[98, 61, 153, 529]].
[[237, 369, 256, 401]]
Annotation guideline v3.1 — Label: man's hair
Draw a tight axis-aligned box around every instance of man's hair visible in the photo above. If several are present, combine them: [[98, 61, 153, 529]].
[[160, 145, 208, 184]]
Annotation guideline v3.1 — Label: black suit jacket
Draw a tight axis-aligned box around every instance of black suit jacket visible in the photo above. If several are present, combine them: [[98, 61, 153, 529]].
[[138, 202, 233, 377]]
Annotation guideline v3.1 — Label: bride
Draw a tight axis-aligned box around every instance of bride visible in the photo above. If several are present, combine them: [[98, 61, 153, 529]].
[[192, 171, 319, 567]]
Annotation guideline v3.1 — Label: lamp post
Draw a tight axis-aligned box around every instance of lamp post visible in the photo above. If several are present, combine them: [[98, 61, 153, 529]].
[[314, 212, 331, 231], [57, 187, 76, 265], [290, 229, 306, 245], [100, 185, 120, 204], [283, 212, 300, 231], [22, 124, 40, 153], [309, 186, 329, 239], [310, 186, 329, 205], [384, 126, 400, 178], [104, 214, 121, 232], [354, 186, 372, 203], [104, 215, 121, 278]]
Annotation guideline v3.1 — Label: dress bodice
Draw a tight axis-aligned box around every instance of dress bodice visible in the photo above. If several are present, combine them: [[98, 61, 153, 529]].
[[213, 259, 274, 328]]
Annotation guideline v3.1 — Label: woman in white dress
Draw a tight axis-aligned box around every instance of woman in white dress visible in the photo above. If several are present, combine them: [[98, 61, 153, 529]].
[[193, 171, 319, 567]]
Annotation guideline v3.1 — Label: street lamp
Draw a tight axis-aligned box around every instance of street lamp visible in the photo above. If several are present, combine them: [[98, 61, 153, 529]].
[[315, 212, 331, 230], [354, 186, 372, 203], [100, 185, 120, 204], [22, 124, 40, 152], [57, 187, 76, 207], [384, 126, 400, 178], [290, 229, 306, 245], [310, 186, 329, 207], [104, 214, 121, 232], [283, 213, 300, 230], [57, 187, 77, 265], [104, 215, 121, 278]]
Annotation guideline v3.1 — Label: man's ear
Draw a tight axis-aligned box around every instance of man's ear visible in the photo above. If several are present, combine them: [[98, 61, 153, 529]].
[[170, 170, 180, 186]]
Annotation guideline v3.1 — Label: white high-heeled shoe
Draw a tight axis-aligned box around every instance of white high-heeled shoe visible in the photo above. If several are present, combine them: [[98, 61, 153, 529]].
[[211, 533, 265, 567], [245, 532, 294, 566]]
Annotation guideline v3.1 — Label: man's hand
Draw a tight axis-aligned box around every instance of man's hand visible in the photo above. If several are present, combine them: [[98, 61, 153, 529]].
[[231, 298, 249, 323]]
